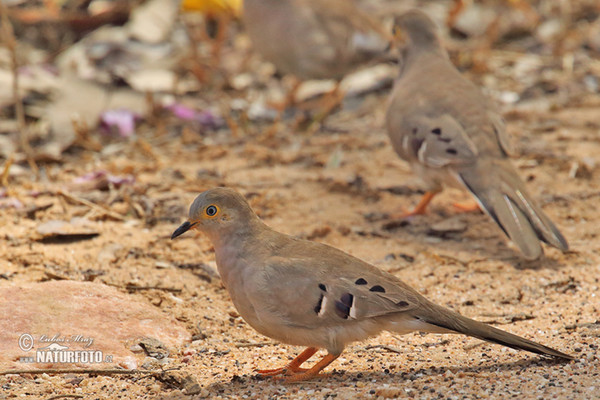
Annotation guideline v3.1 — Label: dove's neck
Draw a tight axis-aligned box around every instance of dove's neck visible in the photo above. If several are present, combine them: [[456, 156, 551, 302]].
[[210, 219, 276, 281], [400, 43, 448, 76]]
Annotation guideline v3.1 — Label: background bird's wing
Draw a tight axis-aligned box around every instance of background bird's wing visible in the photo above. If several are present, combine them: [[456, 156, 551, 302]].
[[396, 112, 480, 168]]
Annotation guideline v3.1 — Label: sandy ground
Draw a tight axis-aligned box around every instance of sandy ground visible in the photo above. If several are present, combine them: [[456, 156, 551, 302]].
[[1, 2, 600, 399], [1, 93, 599, 399]]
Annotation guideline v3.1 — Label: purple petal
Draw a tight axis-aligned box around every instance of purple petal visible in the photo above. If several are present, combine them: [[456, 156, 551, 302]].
[[101, 109, 139, 137], [166, 104, 224, 129], [168, 104, 197, 120]]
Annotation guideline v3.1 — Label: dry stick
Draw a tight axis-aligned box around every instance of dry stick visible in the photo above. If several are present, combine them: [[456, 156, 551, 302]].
[[101, 281, 182, 293], [46, 395, 83, 400], [122, 284, 182, 293], [363, 344, 404, 354], [0, 4, 39, 176], [1, 156, 13, 186], [0, 368, 164, 376], [124, 285, 181, 293], [235, 341, 277, 348], [57, 190, 125, 221]]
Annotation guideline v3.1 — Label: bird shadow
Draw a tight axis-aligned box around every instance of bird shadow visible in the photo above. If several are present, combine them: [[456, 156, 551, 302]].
[[508, 254, 568, 271], [201, 356, 571, 393], [335, 355, 571, 383], [376, 211, 569, 271]]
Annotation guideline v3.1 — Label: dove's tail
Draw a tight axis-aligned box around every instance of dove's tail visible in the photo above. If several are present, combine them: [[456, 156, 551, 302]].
[[456, 161, 568, 260], [414, 303, 574, 360]]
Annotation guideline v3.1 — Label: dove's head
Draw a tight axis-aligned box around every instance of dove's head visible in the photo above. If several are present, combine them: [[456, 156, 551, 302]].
[[171, 187, 259, 241], [393, 9, 440, 50]]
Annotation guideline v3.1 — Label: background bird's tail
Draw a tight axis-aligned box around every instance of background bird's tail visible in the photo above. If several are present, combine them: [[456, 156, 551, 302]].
[[457, 160, 568, 260]]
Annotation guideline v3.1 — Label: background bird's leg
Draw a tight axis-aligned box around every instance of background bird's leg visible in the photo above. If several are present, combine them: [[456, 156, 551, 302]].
[[283, 353, 340, 382], [453, 200, 481, 213], [256, 347, 317, 376], [393, 191, 438, 219]]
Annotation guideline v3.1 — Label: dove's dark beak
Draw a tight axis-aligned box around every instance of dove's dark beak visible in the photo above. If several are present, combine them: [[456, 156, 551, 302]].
[[171, 221, 195, 239]]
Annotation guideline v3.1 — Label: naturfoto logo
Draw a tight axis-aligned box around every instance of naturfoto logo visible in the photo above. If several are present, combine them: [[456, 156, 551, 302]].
[[18, 333, 113, 364]]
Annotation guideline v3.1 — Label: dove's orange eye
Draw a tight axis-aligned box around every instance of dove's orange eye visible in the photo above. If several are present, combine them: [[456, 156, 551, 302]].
[[205, 205, 219, 218]]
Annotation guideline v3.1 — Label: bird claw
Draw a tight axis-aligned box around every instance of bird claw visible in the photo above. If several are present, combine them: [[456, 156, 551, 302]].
[[280, 370, 329, 382]]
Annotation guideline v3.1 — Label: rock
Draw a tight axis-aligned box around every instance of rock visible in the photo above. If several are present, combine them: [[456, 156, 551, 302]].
[[428, 217, 468, 237], [0, 281, 190, 370]]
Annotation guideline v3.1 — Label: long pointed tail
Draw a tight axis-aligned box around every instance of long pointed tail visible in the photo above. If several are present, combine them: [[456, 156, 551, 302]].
[[457, 161, 568, 260], [414, 302, 573, 360]]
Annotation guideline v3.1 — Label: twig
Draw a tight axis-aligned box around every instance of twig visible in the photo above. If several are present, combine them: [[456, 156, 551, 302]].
[[421, 339, 451, 348], [479, 313, 535, 325], [124, 285, 182, 293], [102, 281, 182, 293], [135, 138, 161, 165], [46, 395, 83, 400], [235, 341, 276, 348], [44, 271, 69, 281], [464, 342, 486, 351], [1, 156, 13, 187], [0, 368, 164, 376], [363, 344, 404, 354], [0, 4, 38, 175], [57, 190, 125, 221]]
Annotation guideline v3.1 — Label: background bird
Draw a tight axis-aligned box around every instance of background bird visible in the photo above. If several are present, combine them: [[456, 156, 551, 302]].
[[385, 10, 568, 260], [242, 0, 392, 113]]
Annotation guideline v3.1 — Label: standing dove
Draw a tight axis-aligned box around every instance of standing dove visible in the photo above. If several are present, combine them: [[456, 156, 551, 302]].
[[242, 0, 391, 107], [386, 10, 568, 260], [172, 188, 572, 382]]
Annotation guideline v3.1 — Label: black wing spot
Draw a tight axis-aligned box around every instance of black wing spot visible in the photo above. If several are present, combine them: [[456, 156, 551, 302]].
[[412, 128, 418, 135], [369, 285, 386, 293], [318, 283, 327, 291], [355, 278, 367, 285], [431, 128, 441, 135], [340, 293, 353, 306], [314, 293, 324, 314], [446, 148, 458, 155], [335, 293, 354, 319], [397, 301, 409, 307]]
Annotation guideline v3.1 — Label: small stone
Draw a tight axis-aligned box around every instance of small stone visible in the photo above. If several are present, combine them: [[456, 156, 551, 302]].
[[428, 217, 467, 237]]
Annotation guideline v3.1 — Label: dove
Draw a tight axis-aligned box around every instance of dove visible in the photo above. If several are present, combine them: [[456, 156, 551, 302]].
[[171, 187, 572, 382], [385, 10, 568, 260], [242, 0, 392, 109]]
